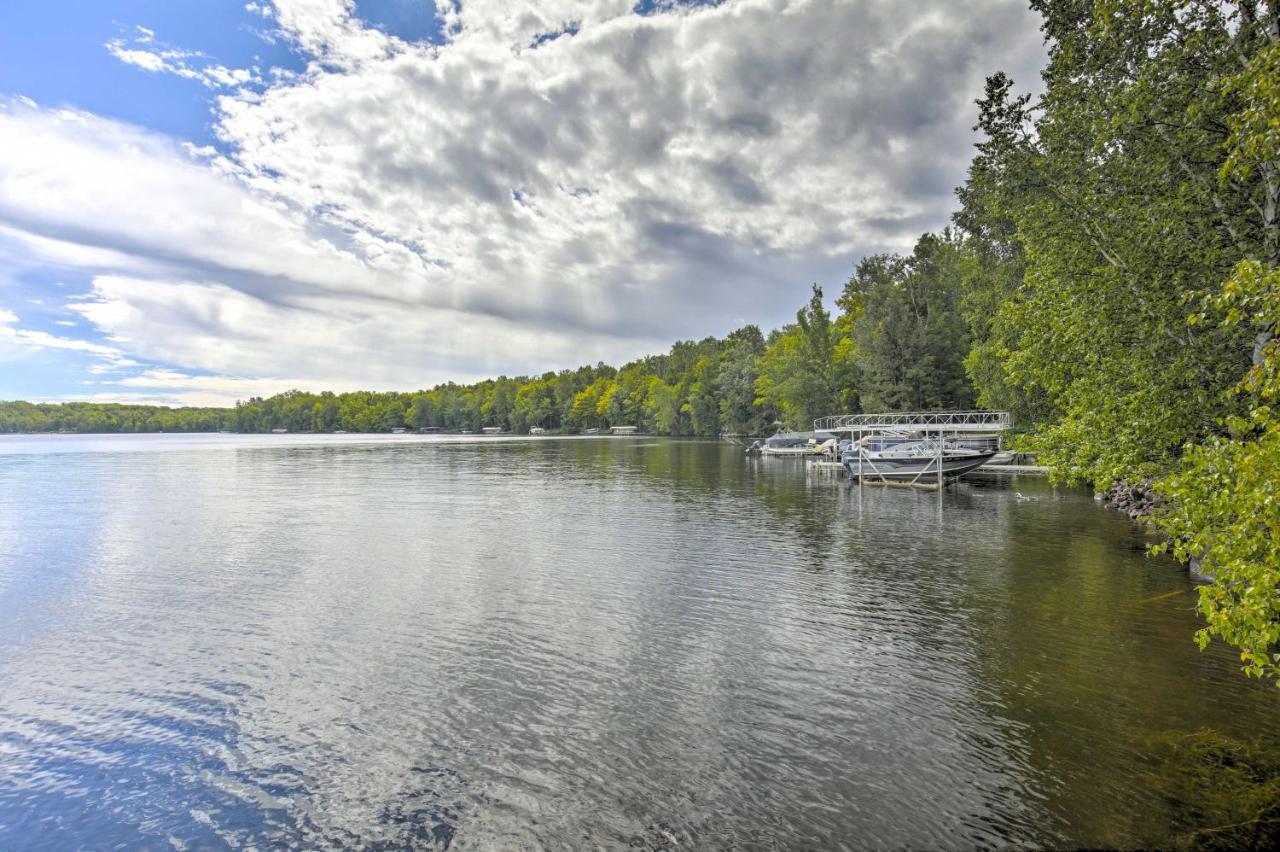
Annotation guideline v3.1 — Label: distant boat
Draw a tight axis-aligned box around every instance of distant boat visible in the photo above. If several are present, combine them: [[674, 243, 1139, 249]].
[[529, 426, 546, 435], [760, 431, 836, 456], [391, 427, 406, 434], [584, 428, 599, 435], [271, 428, 288, 434], [482, 426, 502, 435]]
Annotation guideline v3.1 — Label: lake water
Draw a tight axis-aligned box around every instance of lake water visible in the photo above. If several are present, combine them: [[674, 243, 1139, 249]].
[[1, 434, 1277, 849]]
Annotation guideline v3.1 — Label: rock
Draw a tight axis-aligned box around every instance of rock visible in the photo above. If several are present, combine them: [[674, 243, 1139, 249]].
[[1101, 479, 1159, 522]]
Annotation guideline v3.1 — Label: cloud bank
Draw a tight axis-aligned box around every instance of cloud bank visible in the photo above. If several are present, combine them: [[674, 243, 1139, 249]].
[[0, 0, 1046, 405]]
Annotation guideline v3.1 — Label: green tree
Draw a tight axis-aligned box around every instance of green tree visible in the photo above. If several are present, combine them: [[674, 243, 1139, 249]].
[[957, 1, 1267, 485], [684, 355, 721, 436], [717, 325, 769, 434], [841, 233, 974, 413], [1154, 11, 1280, 683], [755, 286, 840, 429]]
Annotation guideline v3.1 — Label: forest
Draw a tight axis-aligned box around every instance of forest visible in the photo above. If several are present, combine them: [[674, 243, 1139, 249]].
[[3, 1, 1278, 684]]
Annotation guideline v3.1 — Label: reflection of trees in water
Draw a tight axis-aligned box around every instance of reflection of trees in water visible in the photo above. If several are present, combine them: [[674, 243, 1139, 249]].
[[495, 439, 845, 566]]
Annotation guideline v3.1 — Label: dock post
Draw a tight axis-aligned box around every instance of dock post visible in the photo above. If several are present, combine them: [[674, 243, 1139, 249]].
[[858, 427, 863, 487], [936, 428, 943, 491]]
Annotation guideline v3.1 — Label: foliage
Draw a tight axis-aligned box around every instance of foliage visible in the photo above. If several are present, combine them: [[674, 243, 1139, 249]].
[[1154, 261, 1280, 682], [0, 401, 233, 433], [755, 286, 840, 429], [955, 0, 1280, 684], [956, 1, 1266, 485], [841, 232, 974, 413]]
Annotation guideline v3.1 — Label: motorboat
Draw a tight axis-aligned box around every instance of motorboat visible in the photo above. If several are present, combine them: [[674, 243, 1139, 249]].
[[841, 437, 996, 480], [760, 431, 837, 456]]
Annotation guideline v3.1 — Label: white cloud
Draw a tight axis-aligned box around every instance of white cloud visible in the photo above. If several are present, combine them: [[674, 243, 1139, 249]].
[[2, 0, 1047, 405], [0, 307, 18, 324], [0, 321, 131, 361], [66, 274, 669, 399], [105, 29, 261, 89]]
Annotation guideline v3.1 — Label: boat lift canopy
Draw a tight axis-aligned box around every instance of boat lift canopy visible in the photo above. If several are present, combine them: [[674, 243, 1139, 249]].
[[814, 410, 1012, 435]]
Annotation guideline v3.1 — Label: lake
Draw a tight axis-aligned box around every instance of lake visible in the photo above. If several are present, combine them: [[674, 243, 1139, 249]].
[[1, 434, 1277, 849]]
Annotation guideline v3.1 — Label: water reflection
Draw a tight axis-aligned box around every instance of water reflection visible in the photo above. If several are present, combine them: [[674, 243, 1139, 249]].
[[0, 435, 1276, 849]]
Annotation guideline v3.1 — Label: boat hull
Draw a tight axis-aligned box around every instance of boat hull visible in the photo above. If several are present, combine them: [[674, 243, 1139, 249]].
[[841, 450, 997, 480]]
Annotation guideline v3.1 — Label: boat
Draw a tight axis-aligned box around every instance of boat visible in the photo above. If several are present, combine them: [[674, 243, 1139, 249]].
[[854, 431, 1016, 467], [841, 437, 996, 480], [760, 431, 837, 456]]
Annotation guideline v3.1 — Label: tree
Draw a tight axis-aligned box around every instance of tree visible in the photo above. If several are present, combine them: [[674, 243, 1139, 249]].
[[841, 233, 974, 413], [408, 393, 434, 430], [754, 286, 840, 430], [717, 325, 770, 434], [644, 377, 681, 434], [956, 1, 1268, 485], [1156, 261, 1280, 682], [1153, 10, 1280, 684], [684, 355, 721, 436]]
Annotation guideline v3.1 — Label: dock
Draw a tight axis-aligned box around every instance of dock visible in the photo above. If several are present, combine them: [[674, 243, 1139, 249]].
[[973, 463, 1049, 475]]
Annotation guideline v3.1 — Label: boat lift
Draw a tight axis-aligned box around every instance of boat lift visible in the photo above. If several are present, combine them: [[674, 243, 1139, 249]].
[[813, 410, 1014, 490]]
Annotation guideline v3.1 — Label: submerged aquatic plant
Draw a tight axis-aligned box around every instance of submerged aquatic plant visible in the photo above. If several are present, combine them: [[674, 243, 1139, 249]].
[[1145, 730, 1280, 851]]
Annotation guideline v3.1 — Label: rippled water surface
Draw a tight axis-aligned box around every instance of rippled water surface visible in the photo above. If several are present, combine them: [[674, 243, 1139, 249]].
[[1, 433, 1278, 849]]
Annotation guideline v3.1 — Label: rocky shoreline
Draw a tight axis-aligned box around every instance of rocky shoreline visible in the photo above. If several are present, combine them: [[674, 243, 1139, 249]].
[[1096, 480, 1160, 521]]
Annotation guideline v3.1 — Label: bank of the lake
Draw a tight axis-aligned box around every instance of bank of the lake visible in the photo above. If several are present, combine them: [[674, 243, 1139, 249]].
[[0, 434, 1277, 849]]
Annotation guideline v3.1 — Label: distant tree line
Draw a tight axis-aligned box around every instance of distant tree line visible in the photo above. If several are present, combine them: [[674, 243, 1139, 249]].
[[0, 401, 231, 434]]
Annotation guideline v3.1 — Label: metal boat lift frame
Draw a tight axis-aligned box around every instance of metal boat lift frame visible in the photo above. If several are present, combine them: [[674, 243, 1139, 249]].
[[813, 410, 1013, 489]]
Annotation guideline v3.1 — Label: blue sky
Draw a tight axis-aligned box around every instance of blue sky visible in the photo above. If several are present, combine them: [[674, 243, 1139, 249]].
[[0, 0, 1047, 407]]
